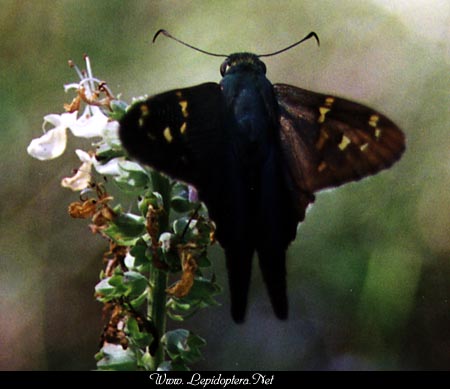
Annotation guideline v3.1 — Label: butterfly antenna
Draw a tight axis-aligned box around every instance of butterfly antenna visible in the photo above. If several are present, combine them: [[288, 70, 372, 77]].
[[153, 29, 228, 58], [258, 32, 320, 58]]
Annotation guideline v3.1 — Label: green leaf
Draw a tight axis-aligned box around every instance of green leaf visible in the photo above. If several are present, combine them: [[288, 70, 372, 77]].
[[161, 329, 205, 365], [177, 277, 221, 304], [130, 290, 147, 309], [126, 238, 151, 272], [94, 277, 116, 299], [96, 344, 137, 371], [167, 299, 192, 312], [173, 217, 190, 236], [126, 316, 153, 348], [122, 271, 148, 299], [157, 360, 190, 371], [103, 212, 146, 246], [138, 191, 164, 216], [109, 99, 129, 121], [167, 276, 221, 319], [95, 270, 148, 303], [162, 328, 189, 356], [119, 160, 148, 174], [171, 196, 195, 213], [166, 310, 185, 322], [95, 144, 125, 161], [170, 182, 196, 213], [114, 160, 150, 193], [171, 182, 189, 199], [140, 349, 153, 371]]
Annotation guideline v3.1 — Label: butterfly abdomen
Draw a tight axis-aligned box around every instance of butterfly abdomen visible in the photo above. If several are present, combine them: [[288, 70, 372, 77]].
[[208, 68, 300, 321]]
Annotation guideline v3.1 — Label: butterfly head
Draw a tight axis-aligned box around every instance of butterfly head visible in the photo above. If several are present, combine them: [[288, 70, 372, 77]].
[[220, 53, 267, 77]]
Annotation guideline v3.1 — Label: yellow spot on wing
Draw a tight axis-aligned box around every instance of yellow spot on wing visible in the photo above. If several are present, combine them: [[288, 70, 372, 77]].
[[375, 128, 382, 139], [318, 107, 330, 123], [163, 127, 173, 143], [139, 104, 149, 127], [179, 100, 188, 118], [140, 104, 149, 115], [324, 97, 335, 107], [180, 122, 187, 134], [369, 114, 379, 127], [360, 143, 369, 151], [338, 135, 351, 151]]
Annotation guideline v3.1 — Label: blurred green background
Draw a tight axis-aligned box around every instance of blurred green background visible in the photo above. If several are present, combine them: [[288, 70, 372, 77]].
[[1, 0, 449, 370]]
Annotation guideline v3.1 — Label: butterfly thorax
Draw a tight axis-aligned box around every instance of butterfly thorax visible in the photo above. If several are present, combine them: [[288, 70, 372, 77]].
[[220, 54, 278, 171]]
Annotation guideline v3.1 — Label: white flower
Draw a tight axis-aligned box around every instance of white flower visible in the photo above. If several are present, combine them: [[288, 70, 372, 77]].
[[100, 120, 120, 143], [28, 55, 126, 192], [61, 149, 93, 191], [61, 148, 126, 191], [69, 106, 108, 138], [27, 112, 77, 160], [94, 157, 124, 175], [28, 56, 112, 162], [159, 232, 174, 252]]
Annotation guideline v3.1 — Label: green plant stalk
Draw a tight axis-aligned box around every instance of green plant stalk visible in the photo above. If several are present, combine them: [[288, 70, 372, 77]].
[[148, 171, 171, 370], [149, 267, 168, 370]]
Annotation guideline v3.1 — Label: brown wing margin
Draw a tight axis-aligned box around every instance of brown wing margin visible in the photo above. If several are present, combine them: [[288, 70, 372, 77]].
[[274, 83, 406, 194]]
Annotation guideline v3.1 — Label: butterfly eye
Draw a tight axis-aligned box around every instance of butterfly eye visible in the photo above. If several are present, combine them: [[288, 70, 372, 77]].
[[220, 59, 230, 76]]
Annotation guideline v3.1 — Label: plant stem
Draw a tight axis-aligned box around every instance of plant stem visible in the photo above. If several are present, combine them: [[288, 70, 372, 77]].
[[148, 171, 171, 370], [149, 267, 168, 370]]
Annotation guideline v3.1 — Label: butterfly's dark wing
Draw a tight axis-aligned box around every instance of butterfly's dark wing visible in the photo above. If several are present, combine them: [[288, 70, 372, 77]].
[[274, 84, 405, 201], [119, 82, 257, 322], [119, 82, 226, 188]]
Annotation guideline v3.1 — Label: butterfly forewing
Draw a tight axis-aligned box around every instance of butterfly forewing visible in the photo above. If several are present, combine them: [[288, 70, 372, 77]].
[[274, 84, 405, 193], [119, 82, 226, 187]]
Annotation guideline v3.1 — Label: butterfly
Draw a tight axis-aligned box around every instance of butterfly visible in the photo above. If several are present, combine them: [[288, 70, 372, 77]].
[[119, 30, 405, 323]]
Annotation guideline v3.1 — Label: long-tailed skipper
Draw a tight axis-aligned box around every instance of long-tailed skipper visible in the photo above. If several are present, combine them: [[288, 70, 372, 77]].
[[119, 30, 405, 323]]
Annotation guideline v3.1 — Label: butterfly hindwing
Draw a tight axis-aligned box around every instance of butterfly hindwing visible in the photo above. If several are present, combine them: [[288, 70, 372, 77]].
[[274, 83, 405, 195], [119, 82, 226, 187]]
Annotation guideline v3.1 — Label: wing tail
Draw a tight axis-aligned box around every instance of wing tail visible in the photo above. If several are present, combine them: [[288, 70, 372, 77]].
[[224, 244, 254, 323], [257, 246, 288, 320]]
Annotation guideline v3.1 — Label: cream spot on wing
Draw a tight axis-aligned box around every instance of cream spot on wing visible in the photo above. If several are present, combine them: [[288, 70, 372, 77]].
[[180, 122, 187, 134], [324, 97, 335, 107], [318, 107, 330, 124], [375, 128, 382, 139], [179, 100, 188, 118], [369, 114, 379, 127], [163, 127, 173, 143], [360, 143, 369, 152], [139, 104, 149, 127], [338, 135, 351, 151]]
